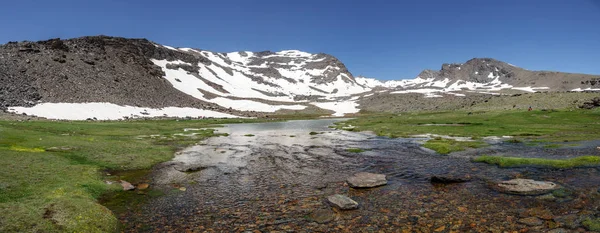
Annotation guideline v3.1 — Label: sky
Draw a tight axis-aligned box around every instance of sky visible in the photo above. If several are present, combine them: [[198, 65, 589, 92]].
[[1, 0, 599, 80]]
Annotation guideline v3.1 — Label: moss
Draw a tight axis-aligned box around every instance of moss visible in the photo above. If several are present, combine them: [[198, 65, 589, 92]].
[[543, 144, 562, 149], [473, 155, 600, 168], [423, 138, 486, 154], [346, 148, 366, 153], [583, 217, 600, 231]]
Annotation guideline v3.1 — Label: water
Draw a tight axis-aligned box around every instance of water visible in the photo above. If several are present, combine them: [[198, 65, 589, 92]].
[[122, 119, 600, 232]]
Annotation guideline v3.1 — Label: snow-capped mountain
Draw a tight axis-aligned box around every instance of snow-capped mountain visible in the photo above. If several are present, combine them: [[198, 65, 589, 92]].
[[1, 36, 369, 119], [1, 36, 599, 120], [357, 58, 600, 98]]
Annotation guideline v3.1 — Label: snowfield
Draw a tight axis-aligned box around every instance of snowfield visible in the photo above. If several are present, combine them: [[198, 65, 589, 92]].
[[8, 103, 241, 120]]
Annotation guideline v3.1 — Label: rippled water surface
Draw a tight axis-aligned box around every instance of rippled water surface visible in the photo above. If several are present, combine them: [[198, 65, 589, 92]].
[[121, 119, 600, 232]]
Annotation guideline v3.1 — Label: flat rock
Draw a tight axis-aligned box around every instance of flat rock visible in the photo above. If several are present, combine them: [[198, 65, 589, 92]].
[[120, 180, 135, 191], [497, 178, 559, 195], [518, 217, 543, 226], [346, 172, 387, 188], [327, 194, 358, 210]]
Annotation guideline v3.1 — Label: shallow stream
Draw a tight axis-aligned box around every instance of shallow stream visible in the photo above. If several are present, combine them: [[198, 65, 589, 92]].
[[121, 119, 600, 232]]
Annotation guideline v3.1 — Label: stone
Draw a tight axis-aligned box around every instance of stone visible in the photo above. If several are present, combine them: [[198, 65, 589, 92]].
[[497, 179, 560, 195], [137, 183, 149, 190], [346, 172, 387, 188], [310, 209, 335, 224], [430, 174, 472, 184], [120, 180, 135, 191], [327, 194, 358, 210], [518, 217, 543, 226]]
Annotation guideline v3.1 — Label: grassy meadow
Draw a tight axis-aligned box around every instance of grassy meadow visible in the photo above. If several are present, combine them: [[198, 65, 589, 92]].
[[0, 118, 266, 232]]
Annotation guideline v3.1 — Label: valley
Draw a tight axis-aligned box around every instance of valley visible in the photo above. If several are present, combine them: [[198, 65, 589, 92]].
[[1, 36, 600, 232]]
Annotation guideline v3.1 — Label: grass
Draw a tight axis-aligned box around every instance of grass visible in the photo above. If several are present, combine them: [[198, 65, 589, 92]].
[[0, 118, 267, 232], [244, 134, 255, 137], [473, 155, 600, 168], [423, 138, 486, 154], [346, 148, 366, 153], [335, 109, 600, 143]]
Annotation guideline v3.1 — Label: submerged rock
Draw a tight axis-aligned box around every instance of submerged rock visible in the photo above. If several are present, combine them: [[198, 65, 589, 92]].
[[518, 217, 543, 226], [497, 179, 559, 195], [120, 180, 135, 191], [310, 209, 335, 223], [327, 194, 358, 210], [430, 175, 472, 184], [347, 172, 387, 188]]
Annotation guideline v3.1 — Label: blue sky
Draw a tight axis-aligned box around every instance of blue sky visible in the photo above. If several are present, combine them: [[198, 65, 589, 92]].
[[1, 0, 599, 80]]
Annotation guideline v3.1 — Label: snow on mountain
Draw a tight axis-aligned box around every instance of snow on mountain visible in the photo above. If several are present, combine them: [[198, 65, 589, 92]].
[[354, 76, 414, 88], [2, 36, 599, 120], [149, 46, 371, 116]]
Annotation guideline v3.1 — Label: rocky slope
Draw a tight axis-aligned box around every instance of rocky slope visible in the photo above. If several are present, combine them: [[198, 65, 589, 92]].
[[0, 36, 367, 119], [1, 36, 598, 120], [357, 58, 600, 93]]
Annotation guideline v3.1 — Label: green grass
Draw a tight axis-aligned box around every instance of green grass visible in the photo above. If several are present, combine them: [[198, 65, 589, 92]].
[[0, 118, 267, 232], [543, 144, 563, 149], [473, 155, 600, 168], [335, 109, 600, 143], [423, 138, 486, 154], [346, 148, 366, 153]]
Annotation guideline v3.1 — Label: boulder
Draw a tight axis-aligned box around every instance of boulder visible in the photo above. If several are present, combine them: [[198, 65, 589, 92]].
[[347, 172, 387, 188], [327, 194, 358, 210], [497, 179, 559, 195]]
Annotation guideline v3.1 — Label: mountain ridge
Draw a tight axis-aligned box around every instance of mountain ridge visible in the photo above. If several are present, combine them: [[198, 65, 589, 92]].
[[1, 35, 599, 120]]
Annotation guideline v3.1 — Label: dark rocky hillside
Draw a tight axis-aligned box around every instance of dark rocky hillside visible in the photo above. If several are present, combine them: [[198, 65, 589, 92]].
[[0, 36, 236, 112]]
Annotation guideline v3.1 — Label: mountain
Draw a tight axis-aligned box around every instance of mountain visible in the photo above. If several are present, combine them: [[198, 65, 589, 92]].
[[0, 36, 368, 119], [358, 58, 600, 96], [1, 36, 598, 120]]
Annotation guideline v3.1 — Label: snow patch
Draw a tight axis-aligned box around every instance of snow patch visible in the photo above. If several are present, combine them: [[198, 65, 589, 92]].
[[8, 103, 240, 120], [311, 101, 359, 117]]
